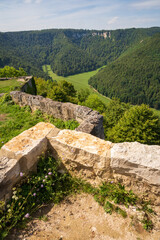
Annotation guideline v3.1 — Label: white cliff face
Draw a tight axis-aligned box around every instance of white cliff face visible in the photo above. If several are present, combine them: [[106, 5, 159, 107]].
[[0, 122, 160, 203], [91, 32, 111, 39]]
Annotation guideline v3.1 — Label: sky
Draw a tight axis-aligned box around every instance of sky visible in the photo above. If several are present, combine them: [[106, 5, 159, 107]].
[[0, 0, 160, 32]]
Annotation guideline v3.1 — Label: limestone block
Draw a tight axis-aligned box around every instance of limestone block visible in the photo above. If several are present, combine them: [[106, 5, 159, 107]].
[[48, 129, 112, 185], [0, 122, 58, 201], [111, 142, 160, 185], [0, 157, 20, 201]]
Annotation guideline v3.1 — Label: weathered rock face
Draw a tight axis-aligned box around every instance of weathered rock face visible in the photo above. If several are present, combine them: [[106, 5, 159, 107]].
[[48, 130, 112, 185], [20, 76, 37, 95], [10, 91, 105, 139], [0, 122, 58, 201], [0, 122, 160, 204], [111, 142, 160, 186]]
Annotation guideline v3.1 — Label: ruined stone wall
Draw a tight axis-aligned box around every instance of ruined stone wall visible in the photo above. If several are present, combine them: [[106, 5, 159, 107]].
[[10, 91, 105, 139], [0, 123, 160, 204]]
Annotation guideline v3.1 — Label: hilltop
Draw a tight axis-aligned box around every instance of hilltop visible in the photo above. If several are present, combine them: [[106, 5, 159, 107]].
[[0, 27, 160, 78]]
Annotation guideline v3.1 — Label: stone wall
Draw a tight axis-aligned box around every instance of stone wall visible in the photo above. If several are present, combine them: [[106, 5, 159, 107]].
[[10, 91, 105, 139], [0, 122, 160, 204]]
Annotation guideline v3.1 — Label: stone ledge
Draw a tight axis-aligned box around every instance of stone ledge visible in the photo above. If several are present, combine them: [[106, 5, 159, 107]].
[[0, 122, 160, 203]]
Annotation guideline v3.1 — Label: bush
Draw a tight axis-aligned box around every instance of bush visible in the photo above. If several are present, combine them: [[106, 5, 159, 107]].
[[107, 104, 160, 144]]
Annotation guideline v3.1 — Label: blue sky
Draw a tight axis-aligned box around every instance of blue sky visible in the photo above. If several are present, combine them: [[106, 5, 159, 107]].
[[0, 0, 160, 32]]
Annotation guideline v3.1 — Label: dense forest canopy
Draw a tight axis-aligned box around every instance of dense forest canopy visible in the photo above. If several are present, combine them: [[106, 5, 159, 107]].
[[0, 27, 160, 78], [89, 33, 160, 109]]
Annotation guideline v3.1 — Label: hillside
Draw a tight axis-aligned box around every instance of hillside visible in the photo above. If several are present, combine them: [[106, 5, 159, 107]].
[[0, 27, 160, 78], [89, 33, 160, 109]]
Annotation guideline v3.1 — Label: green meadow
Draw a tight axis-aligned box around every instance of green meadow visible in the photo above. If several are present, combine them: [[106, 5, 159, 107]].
[[42, 65, 110, 105], [0, 79, 22, 93]]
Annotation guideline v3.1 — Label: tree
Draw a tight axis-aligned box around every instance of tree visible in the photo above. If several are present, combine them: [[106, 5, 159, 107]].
[[107, 104, 160, 145], [84, 94, 106, 114], [77, 88, 90, 104]]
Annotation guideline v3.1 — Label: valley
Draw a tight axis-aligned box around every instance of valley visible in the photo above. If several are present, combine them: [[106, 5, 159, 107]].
[[43, 64, 110, 105]]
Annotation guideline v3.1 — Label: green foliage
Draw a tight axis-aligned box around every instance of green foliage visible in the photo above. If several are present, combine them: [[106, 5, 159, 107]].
[[107, 104, 160, 145], [35, 77, 77, 103], [43, 64, 110, 105], [0, 95, 79, 148], [103, 98, 130, 137], [104, 201, 113, 214], [99, 182, 137, 207], [0, 28, 160, 78], [141, 218, 153, 231], [83, 94, 106, 114], [0, 66, 26, 78], [89, 33, 160, 109], [77, 89, 91, 104]]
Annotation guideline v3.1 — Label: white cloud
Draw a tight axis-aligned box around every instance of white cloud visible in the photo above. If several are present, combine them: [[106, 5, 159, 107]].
[[24, 0, 32, 3], [132, 0, 160, 9], [35, 0, 42, 3], [107, 16, 119, 25]]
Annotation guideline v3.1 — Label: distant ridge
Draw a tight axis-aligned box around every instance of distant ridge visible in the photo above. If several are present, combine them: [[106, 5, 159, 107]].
[[0, 27, 160, 78]]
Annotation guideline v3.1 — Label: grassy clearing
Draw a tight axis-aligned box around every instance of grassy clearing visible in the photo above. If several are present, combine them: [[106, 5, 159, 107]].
[[0, 79, 22, 93], [43, 65, 110, 105]]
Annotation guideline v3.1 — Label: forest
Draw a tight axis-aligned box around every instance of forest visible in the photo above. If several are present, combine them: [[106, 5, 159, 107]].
[[0, 27, 160, 77], [0, 27, 160, 108], [89, 33, 160, 109]]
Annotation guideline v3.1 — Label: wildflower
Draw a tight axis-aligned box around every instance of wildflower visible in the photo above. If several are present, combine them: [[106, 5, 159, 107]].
[[48, 172, 52, 175], [15, 196, 18, 201], [110, 181, 114, 184], [12, 195, 16, 199], [33, 193, 36, 196], [7, 204, 10, 208], [20, 172, 23, 177], [8, 209, 11, 212], [45, 175, 48, 178], [43, 179, 46, 182], [24, 213, 29, 218], [41, 184, 44, 188], [13, 191, 17, 195], [2, 141, 4, 143]]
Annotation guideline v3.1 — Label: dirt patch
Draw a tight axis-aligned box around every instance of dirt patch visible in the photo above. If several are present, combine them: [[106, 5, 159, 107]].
[[7, 193, 160, 240], [0, 114, 7, 121]]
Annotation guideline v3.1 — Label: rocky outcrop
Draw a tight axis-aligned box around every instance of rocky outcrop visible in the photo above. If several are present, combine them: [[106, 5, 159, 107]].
[[10, 91, 105, 139], [0, 122, 160, 203], [20, 76, 37, 95]]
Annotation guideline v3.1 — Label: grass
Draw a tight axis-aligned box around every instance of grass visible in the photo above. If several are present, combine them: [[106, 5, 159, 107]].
[[0, 94, 79, 148], [42, 65, 110, 105], [0, 79, 22, 93]]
